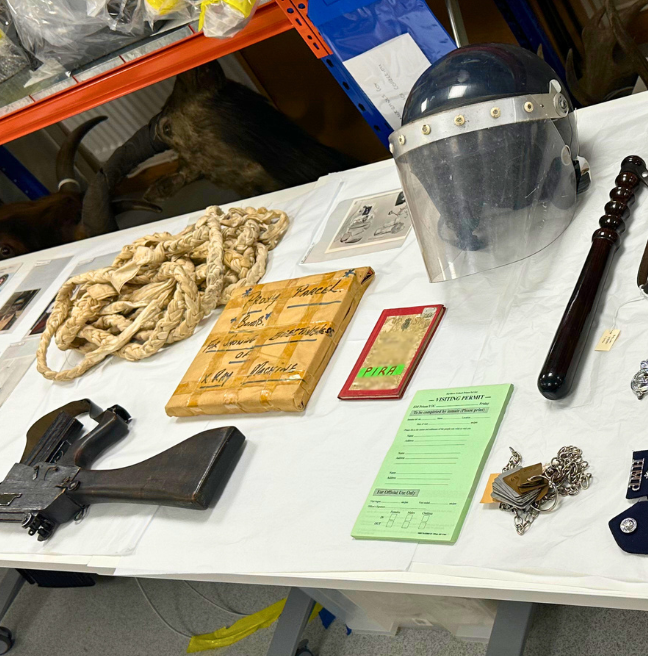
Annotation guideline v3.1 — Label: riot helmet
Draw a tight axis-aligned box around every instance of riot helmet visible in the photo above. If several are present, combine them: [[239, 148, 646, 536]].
[[390, 44, 589, 282]]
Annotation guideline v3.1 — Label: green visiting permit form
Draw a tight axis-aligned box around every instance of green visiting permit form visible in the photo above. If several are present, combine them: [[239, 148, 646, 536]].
[[352, 384, 514, 544]]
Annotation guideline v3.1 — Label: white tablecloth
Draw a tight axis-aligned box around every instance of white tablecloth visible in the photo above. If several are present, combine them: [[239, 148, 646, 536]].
[[3, 92, 648, 599]]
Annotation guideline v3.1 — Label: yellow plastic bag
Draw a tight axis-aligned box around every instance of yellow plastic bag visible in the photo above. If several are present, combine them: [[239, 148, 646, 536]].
[[146, 0, 183, 13], [145, 0, 195, 23], [199, 0, 258, 37], [187, 599, 322, 652]]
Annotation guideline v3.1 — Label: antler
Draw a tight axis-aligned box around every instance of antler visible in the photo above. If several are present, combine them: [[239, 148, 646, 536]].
[[566, 49, 596, 106], [606, 0, 648, 90]]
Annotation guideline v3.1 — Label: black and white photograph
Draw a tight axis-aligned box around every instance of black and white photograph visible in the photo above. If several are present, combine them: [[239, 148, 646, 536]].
[[302, 186, 413, 265], [326, 190, 411, 254]]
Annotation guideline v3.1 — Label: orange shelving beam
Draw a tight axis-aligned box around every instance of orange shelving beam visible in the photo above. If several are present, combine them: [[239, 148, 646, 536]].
[[0, 1, 292, 146], [275, 0, 331, 58]]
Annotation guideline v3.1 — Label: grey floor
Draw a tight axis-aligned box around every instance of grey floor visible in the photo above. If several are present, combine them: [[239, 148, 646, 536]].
[[0, 569, 644, 656]]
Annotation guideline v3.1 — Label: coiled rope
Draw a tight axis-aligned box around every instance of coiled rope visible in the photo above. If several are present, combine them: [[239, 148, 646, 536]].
[[36, 205, 289, 381]]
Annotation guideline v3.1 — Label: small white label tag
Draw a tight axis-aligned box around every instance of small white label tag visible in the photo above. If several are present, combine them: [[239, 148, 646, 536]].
[[422, 307, 437, 317], [595, 328, 621, 351]]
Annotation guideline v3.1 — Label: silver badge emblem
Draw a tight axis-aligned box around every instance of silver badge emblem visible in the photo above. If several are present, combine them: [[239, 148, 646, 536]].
[[631, 361, 648, 399], [620, 518, 638, 534]]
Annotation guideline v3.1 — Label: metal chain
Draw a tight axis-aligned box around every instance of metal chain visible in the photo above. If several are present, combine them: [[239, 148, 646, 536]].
[[542, 446, 592, 497], [499, 445, 591, 535], [503, 447, 522, 471]]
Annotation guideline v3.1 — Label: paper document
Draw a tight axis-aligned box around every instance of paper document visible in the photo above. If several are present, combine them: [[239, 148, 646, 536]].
[[0, 340, 38, 409], [27, 252, 119, 337], [0, 262, 21, 296], [343, 34, 432, 130], [352, 384, 514, 544], [0, 257, 71, 334]]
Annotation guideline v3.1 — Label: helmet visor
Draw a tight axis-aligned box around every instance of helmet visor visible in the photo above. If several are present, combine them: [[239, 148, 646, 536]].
[[395, 120, 577, 282]]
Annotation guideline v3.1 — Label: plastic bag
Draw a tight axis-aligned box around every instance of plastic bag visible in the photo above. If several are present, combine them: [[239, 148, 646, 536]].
[[86, 0, 147, 35], [0, 0, 29, 83], [88, 0, 195, 32], [199, 0, 257, 38], [5, 0, 144, 73], [143, 0, 194, 25]]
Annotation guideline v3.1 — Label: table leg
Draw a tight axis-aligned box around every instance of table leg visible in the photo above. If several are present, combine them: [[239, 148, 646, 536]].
[[0, 569, 24, 654], [0, 570, 23, 625], [266, 588, 315, 656], [485, 601, 535, 656]]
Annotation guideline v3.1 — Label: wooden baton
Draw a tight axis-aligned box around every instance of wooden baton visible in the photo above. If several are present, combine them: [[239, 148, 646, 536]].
[[538, 155, 647, 400]]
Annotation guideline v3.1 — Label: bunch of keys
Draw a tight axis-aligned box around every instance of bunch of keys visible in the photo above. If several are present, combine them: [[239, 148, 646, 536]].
[[491, 446, 592, 535], [491, 463, 550, 509]]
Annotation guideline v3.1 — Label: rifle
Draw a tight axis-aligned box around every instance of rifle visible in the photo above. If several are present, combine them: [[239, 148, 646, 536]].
[[0, 399, 245, 540]]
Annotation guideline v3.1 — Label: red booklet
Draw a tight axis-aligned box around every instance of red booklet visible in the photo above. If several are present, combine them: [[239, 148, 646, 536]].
[[339, 305, 445, 400]]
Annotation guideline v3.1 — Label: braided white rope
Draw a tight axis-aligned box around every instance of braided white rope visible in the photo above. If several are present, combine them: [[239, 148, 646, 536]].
[[37, 205, 289, 381]]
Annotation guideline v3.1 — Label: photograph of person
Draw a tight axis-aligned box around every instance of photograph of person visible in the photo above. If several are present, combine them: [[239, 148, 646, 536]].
[[29, 296, 56, 336], [0, 289, 39, 332]]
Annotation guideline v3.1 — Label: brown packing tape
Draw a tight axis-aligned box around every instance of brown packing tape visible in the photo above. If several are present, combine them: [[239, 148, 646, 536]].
[[190, 277, 301, 412], [253, 283, 368, 413], [204, 268, 367, 413], [165, 267, 374, 416], [206, 278, 352, 412]]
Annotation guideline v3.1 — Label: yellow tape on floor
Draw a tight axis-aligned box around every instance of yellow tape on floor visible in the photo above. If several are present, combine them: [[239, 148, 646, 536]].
[[187, 599, 323, 652]]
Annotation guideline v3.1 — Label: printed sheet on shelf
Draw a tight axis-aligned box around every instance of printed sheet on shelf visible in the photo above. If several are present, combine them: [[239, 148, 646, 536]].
[[0, 257, 72, 335], [0, 258, 75, 412]]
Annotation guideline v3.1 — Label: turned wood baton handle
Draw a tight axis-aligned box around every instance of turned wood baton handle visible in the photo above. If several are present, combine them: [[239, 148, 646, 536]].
[[538, 155, 647, 400]]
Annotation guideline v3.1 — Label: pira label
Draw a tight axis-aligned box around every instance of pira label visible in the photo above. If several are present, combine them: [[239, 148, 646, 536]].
[[357, 364, 405, 378]]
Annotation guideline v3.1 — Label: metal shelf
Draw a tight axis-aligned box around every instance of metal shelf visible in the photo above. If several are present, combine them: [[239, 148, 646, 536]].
[[0, 1, 292, 146]]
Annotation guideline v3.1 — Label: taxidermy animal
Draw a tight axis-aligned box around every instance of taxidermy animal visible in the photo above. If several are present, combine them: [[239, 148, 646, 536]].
[[82, 60, 361, 236], [566, 0, 648, 106], [0, 117, 159, 259]]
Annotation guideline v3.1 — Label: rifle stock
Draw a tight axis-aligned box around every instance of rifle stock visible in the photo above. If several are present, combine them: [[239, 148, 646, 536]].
[[0, 400, 246, 540], [70, 428, 245, 509]]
